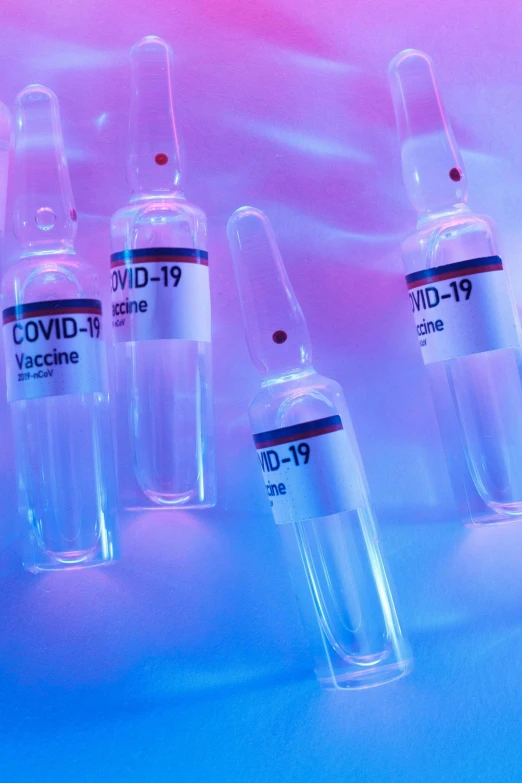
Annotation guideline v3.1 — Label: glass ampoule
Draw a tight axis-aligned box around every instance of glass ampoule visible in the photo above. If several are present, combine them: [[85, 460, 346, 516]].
[[3, 85, 118, 571], [0, 100, 10, 241], [110, 36, 215, 510], [227, 206, 412, 689], [389, 50, 522, 525]]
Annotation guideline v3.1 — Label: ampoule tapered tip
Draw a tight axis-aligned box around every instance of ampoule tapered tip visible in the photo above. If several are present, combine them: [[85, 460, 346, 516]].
[[14, 83, 76, 250], [227, 206, 282, 266], [15, 83, 63, 152], [131, 35, 173, 58], [228, 205, 265, 223], [227, 205, 312, 376], [16, 85, 62, 141], [387, 49, 443, 141], [388, 48, 467, 214], [227, 206, 269, 244], [0, 101, 10, 237], [387, 48, 432, 79], [16, 84, 59, 110], [128, 34, 181, 194]]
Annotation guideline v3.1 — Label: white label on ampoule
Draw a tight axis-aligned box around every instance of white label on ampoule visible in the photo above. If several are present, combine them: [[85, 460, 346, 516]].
[[406, 256, 520, 364], [110, 247, 211, 343], [253, 415, 363, 524], [2, 299, 108, 402]]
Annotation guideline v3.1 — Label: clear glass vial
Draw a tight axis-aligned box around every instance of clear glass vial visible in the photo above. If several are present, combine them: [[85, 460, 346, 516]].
[[110, 36, 216, 510], [227, 206, 412, 689], [3, 85, 118, 571], [0, 99, 9, 241], [389, 50, 522, 525]]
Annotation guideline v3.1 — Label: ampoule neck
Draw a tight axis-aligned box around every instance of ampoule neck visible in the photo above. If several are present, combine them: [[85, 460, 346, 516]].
[[129, 187, 185, 204], [17, 241, 75, 259], [415, 202, 471, 228], [14, 85, 77, 253], [261, 364, 315, 387]]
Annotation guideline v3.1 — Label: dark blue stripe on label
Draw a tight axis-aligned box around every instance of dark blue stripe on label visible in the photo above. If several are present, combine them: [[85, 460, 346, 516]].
[[110, 247, 208, 263], [405, 256, 502, 285], [253, 415, 343, 447], [2, 298, 102, 320]]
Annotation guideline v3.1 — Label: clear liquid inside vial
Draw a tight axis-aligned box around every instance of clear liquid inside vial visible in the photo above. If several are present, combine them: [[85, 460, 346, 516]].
[[250, 373, 411, 688], [404, 210, 522, 521], [111, 199, 215, 509], [4, 255, 118, 570], [13, 392, 115, 566]]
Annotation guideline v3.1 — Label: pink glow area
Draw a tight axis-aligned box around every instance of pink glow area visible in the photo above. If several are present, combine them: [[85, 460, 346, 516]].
[[0, 2, 521, 780]]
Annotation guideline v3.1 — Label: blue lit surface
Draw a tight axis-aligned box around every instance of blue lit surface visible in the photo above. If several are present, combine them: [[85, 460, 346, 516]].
[[0, 0, 522, 780]]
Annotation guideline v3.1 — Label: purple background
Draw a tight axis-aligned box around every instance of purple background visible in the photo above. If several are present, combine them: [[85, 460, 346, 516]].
[[0, 0, 522, 780]]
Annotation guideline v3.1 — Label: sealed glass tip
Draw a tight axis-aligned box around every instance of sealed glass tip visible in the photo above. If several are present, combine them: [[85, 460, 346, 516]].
[[388, 49, 467, 214], [227, 206, 312, 377], [0, 100, 10, 238], [14, 84, 76, 250], [129, 35, 182, 193]]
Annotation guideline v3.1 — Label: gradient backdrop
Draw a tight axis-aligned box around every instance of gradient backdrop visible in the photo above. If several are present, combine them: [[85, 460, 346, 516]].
[[0, 0, 521, 780]]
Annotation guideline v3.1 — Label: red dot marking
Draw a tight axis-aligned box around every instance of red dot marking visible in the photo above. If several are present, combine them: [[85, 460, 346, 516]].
[[155, 153, 169, 166], [70, 208, 77, 222], [272, 330, 288, 344], [449, 167, 462, 182]]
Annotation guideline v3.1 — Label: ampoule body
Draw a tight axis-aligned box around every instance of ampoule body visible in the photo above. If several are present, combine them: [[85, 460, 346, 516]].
[[111, 36, 215, 510], [4, 85, 118, 570]]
